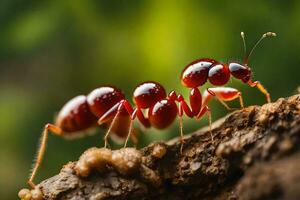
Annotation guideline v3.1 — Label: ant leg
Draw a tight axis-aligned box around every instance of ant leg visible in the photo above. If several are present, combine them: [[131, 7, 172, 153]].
[[177, 95, 194, 117], [98, 103, 120, 125], [169, 91, 196, 117], [130, 128, 139, 147], [247, 80, 271, 103], [179, 115, 184, 153], [207, 89, 234, 111], [238, 93, 244, 108], [132, 107, 151, 128], [98, 101, 133, 148], [196, 106, 213, 142], [177, 95, 197, 153], [102, 105, 122, 148], [124, 119, 134, 148], [178, 102, 185, 153], [123, 106, 151, 147], [122, 117, 138, 148], [174, 92, 201, 152], [120, 100, 150, 147], [28, 124, 62, 188], [204, 87, 245, 110], [100, 100, 150, 128], [189, 88, 202, 116]]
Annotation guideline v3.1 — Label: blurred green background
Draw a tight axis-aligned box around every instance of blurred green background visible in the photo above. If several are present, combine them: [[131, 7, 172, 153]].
[[0, 0, 299, 199]]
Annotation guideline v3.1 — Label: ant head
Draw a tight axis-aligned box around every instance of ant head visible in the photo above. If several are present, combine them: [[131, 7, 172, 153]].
[[229, 31, 276, 83], [229, 62, 252, 83]]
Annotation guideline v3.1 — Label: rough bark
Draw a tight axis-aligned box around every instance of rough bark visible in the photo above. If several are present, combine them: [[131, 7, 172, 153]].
[[35, 94, 300, 200]]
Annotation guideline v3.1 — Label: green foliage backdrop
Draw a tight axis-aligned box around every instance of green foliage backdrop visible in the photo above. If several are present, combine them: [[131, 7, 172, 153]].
[[0, 0, 299, 199]]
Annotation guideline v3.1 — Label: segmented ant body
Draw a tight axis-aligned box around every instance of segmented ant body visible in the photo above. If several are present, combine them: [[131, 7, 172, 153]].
[[27, 81, 214, 188], [27, 86, 133, 188], [25, 32, 276, 192], [181, 32, 276, 104]]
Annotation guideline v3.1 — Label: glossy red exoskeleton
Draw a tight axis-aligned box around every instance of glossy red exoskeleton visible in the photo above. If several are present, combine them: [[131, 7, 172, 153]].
[[26, 32, 276, 191], [181, 32, 276, 103]]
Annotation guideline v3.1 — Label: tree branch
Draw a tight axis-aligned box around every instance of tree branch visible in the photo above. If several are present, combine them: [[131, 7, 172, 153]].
[[25, 94, 300, 200]]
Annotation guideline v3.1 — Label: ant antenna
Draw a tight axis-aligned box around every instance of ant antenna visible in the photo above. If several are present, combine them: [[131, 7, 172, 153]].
[[241, 32, 247, 57], [244, 32, 276, 64]]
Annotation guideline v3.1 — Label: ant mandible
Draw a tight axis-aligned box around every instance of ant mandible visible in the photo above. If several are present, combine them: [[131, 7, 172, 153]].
[[26, 31, 275, 191]]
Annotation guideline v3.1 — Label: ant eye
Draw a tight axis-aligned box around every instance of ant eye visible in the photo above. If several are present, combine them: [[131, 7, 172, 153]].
[[229, 63, 251, 83]]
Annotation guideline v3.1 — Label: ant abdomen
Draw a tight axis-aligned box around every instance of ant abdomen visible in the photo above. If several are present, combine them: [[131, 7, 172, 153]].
[[55, 86, 127, 134], [87, 86, 131, 140], [55, 95, 98, 133], [87, 86, 125, 122]]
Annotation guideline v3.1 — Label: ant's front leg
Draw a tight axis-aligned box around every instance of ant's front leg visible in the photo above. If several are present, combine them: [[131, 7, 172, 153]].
[[198, 87, 245, 142], [203, 87, 244, 110], [247, 80, 271, 103], [28, 124, 62, 188]]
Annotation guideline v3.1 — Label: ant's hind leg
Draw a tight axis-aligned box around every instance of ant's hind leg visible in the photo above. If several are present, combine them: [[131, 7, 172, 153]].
[[204, 87, 244, 110], [28, 124, 62, 188]]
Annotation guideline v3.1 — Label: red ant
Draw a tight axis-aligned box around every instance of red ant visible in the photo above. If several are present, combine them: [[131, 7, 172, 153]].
[[181, 32, 276, 104], [26, 31, 275, 191]]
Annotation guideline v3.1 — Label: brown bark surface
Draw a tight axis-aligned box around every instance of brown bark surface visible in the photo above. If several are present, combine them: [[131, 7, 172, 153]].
[[35, 94, 300, 200]]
